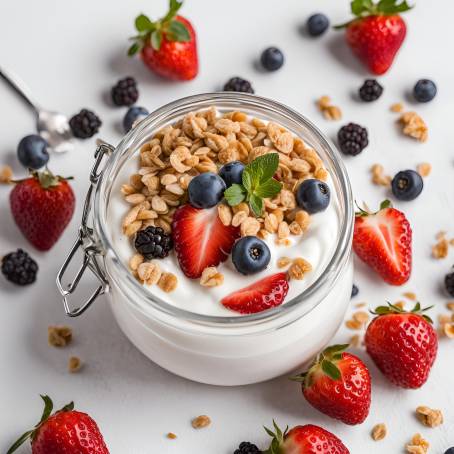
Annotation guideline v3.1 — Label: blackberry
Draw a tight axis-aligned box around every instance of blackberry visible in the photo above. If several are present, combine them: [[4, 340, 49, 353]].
[[134, 226, 173, 259], [111, 77, 139, 106], [337, 123, 368, 156], [69, 109, 102, 139], [1, 249, 38, 285], [359, 79, 383, 102], [351, 284, 359, 298], [445, 269, 454, 297], [223, 77, 254, 94], [234, 441, 261, 454]]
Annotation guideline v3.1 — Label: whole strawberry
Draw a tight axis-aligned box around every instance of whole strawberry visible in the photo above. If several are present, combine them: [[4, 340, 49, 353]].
[[353, 200, 412, 285], [335, 0, 413, 75], [264, 421, 349, 454], [293, 344, 371, 425], [10, 169, 75, 251], [365, 303, 438, 389], [7, 395, 109, 454], [128, 0, 198, 81]]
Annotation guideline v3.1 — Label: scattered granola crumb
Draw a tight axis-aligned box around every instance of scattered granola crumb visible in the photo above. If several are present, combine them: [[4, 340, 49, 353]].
[[345, 319, 362, 330], [158, 272, 178, 293], [416, 406, 444, 428], [399, 111, 428, 142], [48, 326, 73, 347], [349, 334, 361, 348], [200, 267, 224, 287], [432, 232, 449, 259], [443, 323, 454, 338], [446, 302, 454, 311], [352, 311, 369, 325], [406, 433, 429, 453], [391, 102, 404, 113], [191, 415, 211, 429], [167, 432, 177, 440], [137, 261, 162, 285], [277, 257, 292, 269], [394, 301, 406, 310], [417, 162, 432, 177], [0, 165, 13, 184], [317, 96, 342, 120], [354, 302, 367, 309], [288, 257, 312, 280], [403, 292, 417, 301], [371, 423, 387, 441], [68, 356, 82, 373], [371, 164, 391, 187]]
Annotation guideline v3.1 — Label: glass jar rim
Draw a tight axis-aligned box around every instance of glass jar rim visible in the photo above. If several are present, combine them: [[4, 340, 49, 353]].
[[93, 92, 353, 328]]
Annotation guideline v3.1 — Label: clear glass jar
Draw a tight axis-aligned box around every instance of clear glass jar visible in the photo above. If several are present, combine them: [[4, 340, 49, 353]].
[[58, 93, 354, 386]]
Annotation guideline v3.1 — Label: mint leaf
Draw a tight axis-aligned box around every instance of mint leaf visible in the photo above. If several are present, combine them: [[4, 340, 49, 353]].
[[249, 194, 263, 216], [246, 153, 279, 187], [135, 14, 154, 32], [254, 178, 282, 199], [128, 42, 140, 56], [377, 0, 412, 13], [242, 170, 253, 192], [225, 184, 247, 206], [166, 20, 191, 42], [151, 30, 163, 50]]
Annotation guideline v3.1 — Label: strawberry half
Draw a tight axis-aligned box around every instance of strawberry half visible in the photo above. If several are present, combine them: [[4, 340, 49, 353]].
[[221, 272, 289, 314], [128, 0, 198, 81], [365, 303, 438, 389], [172, 204, 239, 279], [353, 200, 412, 285], [264, 420, 350, 454], [293, 345, 371, 425], [335, 0, 412, 75]]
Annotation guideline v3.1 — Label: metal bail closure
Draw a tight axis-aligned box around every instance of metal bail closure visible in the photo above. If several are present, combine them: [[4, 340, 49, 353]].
[[56, 141, 114, 317]]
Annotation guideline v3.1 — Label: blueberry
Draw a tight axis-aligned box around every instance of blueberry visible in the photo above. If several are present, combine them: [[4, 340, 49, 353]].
[[413, 79, 437, 103], [260, 47, 285, 71], [123, 106, 149, 132], [17, 135, 49, 169], [232, 236, 271, 275], [351, 284, 359, 298], [307, 13, 330, 37], [444, 449, 454, 454], [391, 170, 423, 201], [296, 179, 330, 213], [219, 161, 245, 187], [188, 172, 226, 209]]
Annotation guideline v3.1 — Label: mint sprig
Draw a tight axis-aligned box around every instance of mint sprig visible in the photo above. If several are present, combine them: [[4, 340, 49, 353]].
[[224, 153, 283, 216], [128, 0, 190, 55]]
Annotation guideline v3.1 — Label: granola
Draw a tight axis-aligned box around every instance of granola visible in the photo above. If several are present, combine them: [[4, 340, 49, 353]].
[[191, 415, 211, 429], [48, 326, 73, 347], [399, 111, 428, 142]]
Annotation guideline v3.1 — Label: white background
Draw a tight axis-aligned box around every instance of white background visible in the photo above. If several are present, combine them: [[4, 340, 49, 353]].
[[0, 0, 453, 452]]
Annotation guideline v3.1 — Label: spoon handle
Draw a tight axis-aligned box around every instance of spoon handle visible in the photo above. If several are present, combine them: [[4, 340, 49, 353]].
[[0, 66, 40, 115]]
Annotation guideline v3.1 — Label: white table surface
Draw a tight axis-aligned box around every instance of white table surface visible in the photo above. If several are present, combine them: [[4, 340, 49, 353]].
[[1, 0, 453, 452]]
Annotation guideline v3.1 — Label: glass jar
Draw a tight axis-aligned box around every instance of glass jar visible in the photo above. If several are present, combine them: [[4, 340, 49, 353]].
[[57, 93, 353, 386]]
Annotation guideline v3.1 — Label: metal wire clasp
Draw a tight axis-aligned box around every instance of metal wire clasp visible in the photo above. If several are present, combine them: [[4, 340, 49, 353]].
[[56, 141, 114, 317]]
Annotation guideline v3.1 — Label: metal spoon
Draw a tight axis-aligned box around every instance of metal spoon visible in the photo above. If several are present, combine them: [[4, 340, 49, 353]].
[[0, 66, 74, 153]]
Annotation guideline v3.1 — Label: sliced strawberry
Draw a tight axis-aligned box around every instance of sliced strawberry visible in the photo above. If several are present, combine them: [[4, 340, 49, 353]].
[[172, 204, 239, 279], [353, 200, 411, 285], [221, 272, 289, 314]]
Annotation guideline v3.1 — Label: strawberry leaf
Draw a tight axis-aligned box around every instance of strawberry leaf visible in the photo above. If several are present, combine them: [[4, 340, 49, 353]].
[[39, 395, 54, 423], [151, 30, 163, 50], [166, 19, 191, 42], [225, 184, 247, 206], [135, 14, 154, 32], [377, 0, 413, 13], [162, 0, 184, 23], [128, 42, 141, 56], [379, 199, 392, 210], [6, 430, 34, 454], [321, 359, 342, 380], [351, 0, 375, 15]]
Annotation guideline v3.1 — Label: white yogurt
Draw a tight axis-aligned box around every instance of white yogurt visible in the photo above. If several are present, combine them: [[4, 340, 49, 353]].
[[108, 156, 341, 317]]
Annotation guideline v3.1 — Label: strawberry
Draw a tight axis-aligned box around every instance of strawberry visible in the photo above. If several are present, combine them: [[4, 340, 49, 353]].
[[172, 204, 239, 278], [221, 272, 289, 314], [353, 200, 412, 285], [128, 0, 198, 81], [335, 0, 412, 75], [7, 395, 109, 454], [293, 344, 371, 425], [264, 421, 349, 454], [365, 303, 438, 389], [10, 169, 75, 251]]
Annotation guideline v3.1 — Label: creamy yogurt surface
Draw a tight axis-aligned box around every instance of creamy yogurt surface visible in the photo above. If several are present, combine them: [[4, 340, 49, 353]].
[[108, 157, 341, 317]]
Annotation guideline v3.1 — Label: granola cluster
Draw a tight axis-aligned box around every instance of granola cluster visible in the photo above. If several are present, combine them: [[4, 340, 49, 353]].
[[121, 107, 325, 289]]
